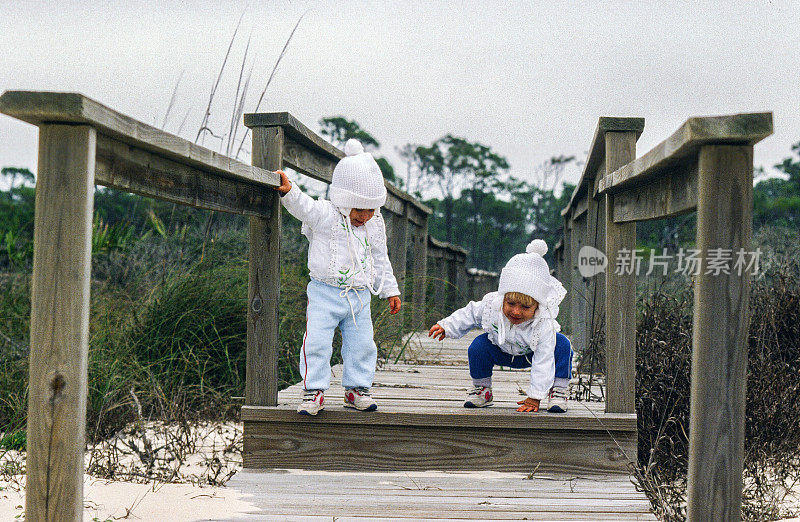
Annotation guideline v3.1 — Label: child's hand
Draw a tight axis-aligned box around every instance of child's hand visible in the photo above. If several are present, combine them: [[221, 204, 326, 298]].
[[516, 397, 540, 412], [428, 324, 446, 341], [273, 170, 292, 195], [388, 296, 401, 314]]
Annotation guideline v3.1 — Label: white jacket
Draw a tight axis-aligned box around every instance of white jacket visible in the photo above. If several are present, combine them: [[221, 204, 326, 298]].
[[439, 292, 559, 400], [280, 184, 400, 299]]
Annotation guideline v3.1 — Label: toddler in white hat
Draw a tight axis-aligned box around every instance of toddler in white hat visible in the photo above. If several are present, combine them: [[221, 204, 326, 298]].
[[273, 139, 401, 415], [429, 239, 572, 412]]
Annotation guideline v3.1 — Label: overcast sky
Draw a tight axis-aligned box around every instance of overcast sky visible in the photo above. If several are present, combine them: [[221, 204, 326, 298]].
[[1, 0, 798, 192]]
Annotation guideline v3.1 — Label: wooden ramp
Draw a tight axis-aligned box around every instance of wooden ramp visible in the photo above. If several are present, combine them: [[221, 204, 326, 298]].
[[243, 331, 638, 474]]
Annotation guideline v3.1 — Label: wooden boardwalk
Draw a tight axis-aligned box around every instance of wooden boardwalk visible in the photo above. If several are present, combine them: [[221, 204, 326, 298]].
[[230, 331, 655, 520]]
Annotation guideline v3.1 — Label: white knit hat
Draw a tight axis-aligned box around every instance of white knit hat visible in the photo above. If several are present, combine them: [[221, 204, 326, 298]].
[[329, 139, 387, 210], [497, 239, 567, 313]]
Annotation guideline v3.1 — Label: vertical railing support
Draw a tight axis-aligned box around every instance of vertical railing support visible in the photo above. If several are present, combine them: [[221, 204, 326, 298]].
[[245, 125, 283, 406], [27, 124, 96, 522], [687, 145, 752, 520], [411, 220, 428, 330], [603, 131, 638, 414], [386, 204, 408, 333]]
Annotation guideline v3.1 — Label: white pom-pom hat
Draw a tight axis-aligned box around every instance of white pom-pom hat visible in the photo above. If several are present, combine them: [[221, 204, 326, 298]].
[[497, 239, 567, 314], [328, 138, 387, 210]]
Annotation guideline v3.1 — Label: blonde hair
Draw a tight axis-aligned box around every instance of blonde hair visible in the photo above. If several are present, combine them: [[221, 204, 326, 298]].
[[504, 292, 538, 307]]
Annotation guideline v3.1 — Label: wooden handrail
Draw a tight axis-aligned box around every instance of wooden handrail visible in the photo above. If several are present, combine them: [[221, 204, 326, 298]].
[[598, 113, 772, 195], [1, 89, 493, 520], [558, 111, 774, 520], [561, 117, 645, 216]]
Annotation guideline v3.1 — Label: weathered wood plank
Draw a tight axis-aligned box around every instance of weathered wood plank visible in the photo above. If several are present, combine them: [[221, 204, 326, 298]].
[[612, 159, 698, 223], [687, 145, 752, 521], [94, 134, 276, 217], [26, 124, 96, 522], [604, 132, 638, 414], [243, 420, 634, 473], [245, 126, 283, 406], [597, 112, 772, 195], [0, 90, 275, 189]]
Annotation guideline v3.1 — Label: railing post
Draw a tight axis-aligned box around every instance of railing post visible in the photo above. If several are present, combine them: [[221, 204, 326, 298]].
[[27, 124, 96, 522], [568, 214, 585, 353], [603, 131, 637, 414], [245, 125, 283, 406], [384, 205, 408, 335], [687, 145, 752, 520], [591, 175, 607, 354], [411, 220, 428, 330]]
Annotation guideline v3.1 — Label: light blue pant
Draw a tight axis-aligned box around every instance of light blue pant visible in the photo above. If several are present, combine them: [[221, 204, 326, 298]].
[[299, 280, 377, 391]]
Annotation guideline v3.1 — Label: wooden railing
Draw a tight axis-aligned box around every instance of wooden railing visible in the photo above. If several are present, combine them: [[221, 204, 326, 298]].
[[555, 113, 773, 520], [0, 90, 492, 521]]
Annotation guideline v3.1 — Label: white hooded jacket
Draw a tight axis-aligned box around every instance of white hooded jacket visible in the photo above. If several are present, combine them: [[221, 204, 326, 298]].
[[439, 291, 560, 400], [280, 183, 400, 299]]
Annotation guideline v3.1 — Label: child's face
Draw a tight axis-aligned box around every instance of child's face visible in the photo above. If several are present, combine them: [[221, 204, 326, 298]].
[[502, 294, 538, 325], [349, 208, 375, 227]]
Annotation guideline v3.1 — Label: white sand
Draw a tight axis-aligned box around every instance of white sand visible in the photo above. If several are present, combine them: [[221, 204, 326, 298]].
[[1, 475, 257, 521]]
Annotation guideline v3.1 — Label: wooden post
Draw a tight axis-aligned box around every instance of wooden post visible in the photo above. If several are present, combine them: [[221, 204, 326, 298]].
[[562, 216, 573, 330], [447, 251, 459, 310], [245, 125, 283, 406], [593, 174, 607, 352], [434, 253, 446, 313], [411, 221, 428, 330], [603, 131, 637, 414], [385, 206, 408, 332], [687, 145, 752, 521], [569, 214, 585, 354], [26, 124, 96, 522]]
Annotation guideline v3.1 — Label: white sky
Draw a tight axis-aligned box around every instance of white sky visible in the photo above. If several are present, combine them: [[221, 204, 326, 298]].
[[1, 0, 798, 191]]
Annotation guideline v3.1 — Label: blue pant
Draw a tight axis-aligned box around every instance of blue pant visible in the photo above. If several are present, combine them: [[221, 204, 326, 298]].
[[468, 332, 573, 388], [300, 280, 377, 391]]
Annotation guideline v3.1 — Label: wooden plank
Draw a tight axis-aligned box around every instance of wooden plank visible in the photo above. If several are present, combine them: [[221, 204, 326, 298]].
[[245, 126, 283, 406], [687, 145, 752, 521], [243, 420, 635, 473], [26, 124, 96, 522], [94, 134, 276, 217], [0, 90, 275, 188], [242, 405, 635, 431], [569, 195, 588, 225], [603, 132, 638, 415], [612, 159, 698, 223], [597, 112, 772, 195]]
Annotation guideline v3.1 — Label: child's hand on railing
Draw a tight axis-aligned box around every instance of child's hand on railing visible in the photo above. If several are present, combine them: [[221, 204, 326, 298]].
[[516, 397, 540, 412], [428, 324, 446, 341], [273, 170, 292, 196], [388, 296, 401, 314]]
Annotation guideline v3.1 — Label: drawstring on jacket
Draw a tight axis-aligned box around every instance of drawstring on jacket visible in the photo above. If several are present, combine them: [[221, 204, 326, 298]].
[[338, 211, 387, 325]]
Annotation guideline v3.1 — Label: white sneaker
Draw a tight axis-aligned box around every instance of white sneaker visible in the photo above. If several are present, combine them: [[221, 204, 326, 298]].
[[547, 387, 568, 413], [297, 389, 324, 415], [344, 387, 377, 411], [464, 386, 493, 408]]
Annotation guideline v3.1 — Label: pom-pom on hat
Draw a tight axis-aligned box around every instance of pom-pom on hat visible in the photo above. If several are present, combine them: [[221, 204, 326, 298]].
[[329, 139, 387, 210], [497, 239, 567, 314]]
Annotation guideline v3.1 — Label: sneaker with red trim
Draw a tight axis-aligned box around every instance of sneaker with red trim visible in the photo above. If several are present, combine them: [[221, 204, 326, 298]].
[[297, 389, 324, 415], [464, 386, 493, 408], [546, 386, 568, 413], [344, 387, 377, 411]]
